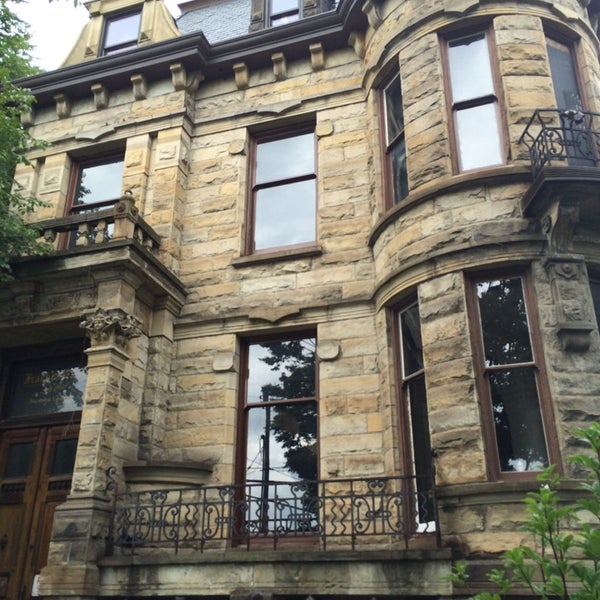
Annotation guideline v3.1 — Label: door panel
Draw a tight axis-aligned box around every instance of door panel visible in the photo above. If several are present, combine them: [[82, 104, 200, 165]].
[[0, 424, 78, 600]]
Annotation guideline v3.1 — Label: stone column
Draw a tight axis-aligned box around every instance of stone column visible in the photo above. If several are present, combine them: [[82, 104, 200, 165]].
[[39, 307, 141, 598]]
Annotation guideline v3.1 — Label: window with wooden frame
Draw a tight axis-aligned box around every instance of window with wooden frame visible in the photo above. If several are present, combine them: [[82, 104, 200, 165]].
[[547, 36, 584, 111], [269, 0, 301, 26], [467, 273, 559, 479], [248, 126, 317, 254], [64, 154, 124, 247], [381, 71, 409, 207], [444, 30, 504, 172], [100, 9, 142, 56], [237, 334, 318, 535], [249, 0, 336, 30], [0, 342, 87, 423], [396, 301, 435, 528]]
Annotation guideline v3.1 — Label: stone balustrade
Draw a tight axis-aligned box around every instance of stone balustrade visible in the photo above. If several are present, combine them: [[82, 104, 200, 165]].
[[34, 195, 161, 253]]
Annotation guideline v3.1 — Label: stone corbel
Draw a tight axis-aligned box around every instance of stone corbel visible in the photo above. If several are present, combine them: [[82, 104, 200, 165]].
[[541, 200, 580, 254], [170, 63, 204, 92], [272, 52, 287, 81], [131, 74, 148, 100], [91, 83, 109, 110], [54, 93, 72, 119], [233, 62, 249, 90], [348, 31, 365, 58], [362, 0, 382, 29], [544, 257, 595, 352], [80, 307, 142, 349], [309, 43, 325, 71]]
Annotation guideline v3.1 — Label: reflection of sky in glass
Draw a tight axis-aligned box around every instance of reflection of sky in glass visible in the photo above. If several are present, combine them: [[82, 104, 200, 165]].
[[256, 133, 314, 184], [271, 0, 298, 13], [456, 104, 502, 171], [105, 13, 140, 48], [76, 160, 124, 205], [255, 180, 316, 250], [245, 339, 316, 484], [448, 33, 494, 102]]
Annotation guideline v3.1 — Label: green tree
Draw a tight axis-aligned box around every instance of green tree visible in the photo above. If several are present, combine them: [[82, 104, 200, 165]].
[[451, 422, 600, 600], [0, 0, 48, 280]]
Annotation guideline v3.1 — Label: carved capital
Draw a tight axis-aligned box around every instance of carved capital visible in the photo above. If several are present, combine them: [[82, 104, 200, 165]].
[[544, 257, 594, 352], [80, 308, 142, 349]]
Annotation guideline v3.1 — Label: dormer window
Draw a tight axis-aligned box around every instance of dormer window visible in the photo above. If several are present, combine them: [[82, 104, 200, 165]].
[[101, 10, 141, 56], [269, 0, 300, 26]]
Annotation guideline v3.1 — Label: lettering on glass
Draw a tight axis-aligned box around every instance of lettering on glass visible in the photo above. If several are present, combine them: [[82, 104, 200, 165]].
[[6, 357, 86, 418]]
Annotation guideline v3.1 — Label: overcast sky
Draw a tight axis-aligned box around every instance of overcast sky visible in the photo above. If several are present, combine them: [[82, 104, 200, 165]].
[[11, 1, 181, 72]]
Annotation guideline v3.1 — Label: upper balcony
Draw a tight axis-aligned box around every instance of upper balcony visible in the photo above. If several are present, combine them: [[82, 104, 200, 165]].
[[519, 109, 600, 238], [0, 196, 186, 341]]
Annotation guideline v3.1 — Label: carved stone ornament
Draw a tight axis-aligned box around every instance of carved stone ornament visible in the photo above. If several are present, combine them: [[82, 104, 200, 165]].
[[542, 201, 580, 254], [80, 308, 142, 349], [544, 257, 594, 352]]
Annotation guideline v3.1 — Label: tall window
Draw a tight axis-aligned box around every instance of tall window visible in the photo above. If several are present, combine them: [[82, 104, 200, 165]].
[[65, 155, 124, 247], [269, 0, 300, 26], [382, 72, 408, 206], [249, 127, 316, 253], [239, 335, 317, 534], [397, 302, 434, 526], [101, 10, 141, 56], [445, 31, 503, 171], [547, 38, 583, 111], [468, 274, 557, 478]]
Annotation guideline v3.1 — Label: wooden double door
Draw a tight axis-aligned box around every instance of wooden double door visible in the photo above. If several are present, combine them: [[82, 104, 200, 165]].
[[0, 424, 79, 600]]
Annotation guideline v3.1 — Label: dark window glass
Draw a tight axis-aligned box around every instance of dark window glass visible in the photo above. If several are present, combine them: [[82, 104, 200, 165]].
[[398, 303, 434, 526], [242, 336, 317, 534], [591, 280, 600, 327], [251, 130, 316, 252], [474, 277, 549, 473], [547, 38, 582, 111], [4, 443, 34, 478], [4, 356, 86, 419], [447, 32, 503, 171], [50, 438, 78, 476], [102, 11, 141, 55], [383, 73, 408, 204]]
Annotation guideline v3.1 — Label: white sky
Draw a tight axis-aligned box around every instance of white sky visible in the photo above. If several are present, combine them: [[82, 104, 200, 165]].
[[11, 1, 182, 72]]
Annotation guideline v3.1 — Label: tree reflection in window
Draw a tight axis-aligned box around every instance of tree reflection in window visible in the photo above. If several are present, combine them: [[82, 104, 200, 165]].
[[476, 278, 549, 473], [244, 336, 317, 533], [5, 356, 86, 419]]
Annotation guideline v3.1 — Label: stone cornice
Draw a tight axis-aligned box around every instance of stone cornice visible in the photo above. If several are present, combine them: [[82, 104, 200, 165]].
[[15, 0, 369, 108]]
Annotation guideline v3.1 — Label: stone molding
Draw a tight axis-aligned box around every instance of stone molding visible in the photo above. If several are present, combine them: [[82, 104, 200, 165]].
[[544, 256, 595, 352]]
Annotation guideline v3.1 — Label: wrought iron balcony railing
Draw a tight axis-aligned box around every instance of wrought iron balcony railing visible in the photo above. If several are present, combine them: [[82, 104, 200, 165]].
[[105, 470, 440, 555], [33, 195, 160, 253], [519, 108, 600, 178]]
